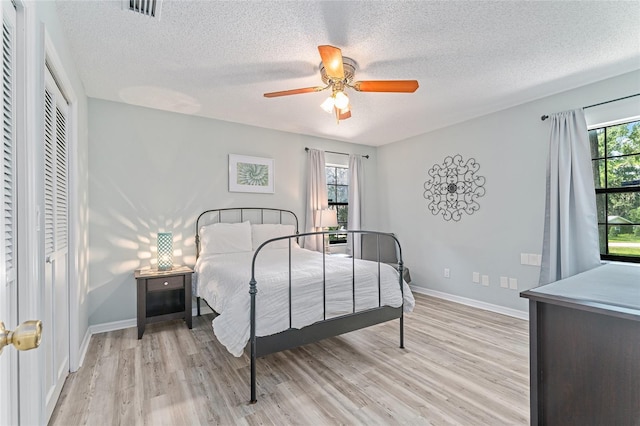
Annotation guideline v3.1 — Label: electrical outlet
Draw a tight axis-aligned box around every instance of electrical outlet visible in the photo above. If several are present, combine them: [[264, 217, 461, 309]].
[[521, 253, 543, 266], [500, 276, 509, 288], [481, 275, 489, 286], [444, 268, 450, 278], [472, 272, 480, 283], [509, 278, 518, 290]]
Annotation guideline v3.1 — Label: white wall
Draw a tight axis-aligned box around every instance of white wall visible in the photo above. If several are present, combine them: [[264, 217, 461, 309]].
[[377, 70, 640, 313], [87, 99, 377, 325]]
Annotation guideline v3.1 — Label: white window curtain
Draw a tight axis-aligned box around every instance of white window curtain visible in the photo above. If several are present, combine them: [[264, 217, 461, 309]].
[[302, 148, 327, 251], [347, 154, 362, 257], [539, 109, 602, 285]]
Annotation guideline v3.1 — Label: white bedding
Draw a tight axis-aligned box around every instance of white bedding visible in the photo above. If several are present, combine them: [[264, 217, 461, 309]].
[[194, 247, 415, 357]]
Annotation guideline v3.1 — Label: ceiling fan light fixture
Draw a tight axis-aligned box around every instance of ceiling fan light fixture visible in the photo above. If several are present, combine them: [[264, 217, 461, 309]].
[[320, 96, 335, 113], [334, 91, 349, 109], [263, 45, 418, 124]]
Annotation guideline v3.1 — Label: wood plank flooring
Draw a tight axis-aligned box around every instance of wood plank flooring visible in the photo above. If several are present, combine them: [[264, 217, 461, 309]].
[[49, 293, 530, 425]]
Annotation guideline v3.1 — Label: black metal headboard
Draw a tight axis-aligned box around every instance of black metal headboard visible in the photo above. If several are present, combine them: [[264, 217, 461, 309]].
[[195, 207, 299, 258]]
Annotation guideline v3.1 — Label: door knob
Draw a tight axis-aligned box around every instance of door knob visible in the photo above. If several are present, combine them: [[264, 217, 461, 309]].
[[0, 320, 42, 355]]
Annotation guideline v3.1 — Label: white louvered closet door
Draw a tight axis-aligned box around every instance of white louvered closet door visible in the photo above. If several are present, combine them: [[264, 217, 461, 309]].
[[0, 2, 18, 425], [43, 67, 70, 422]]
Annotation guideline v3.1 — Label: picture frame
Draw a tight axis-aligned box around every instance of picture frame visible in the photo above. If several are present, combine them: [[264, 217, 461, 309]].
[[228, 154, 275, 193]]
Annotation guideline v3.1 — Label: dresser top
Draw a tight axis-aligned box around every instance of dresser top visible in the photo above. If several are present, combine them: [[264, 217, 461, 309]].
[[522, 263, 640, 319], [134, 265, 193, 279]]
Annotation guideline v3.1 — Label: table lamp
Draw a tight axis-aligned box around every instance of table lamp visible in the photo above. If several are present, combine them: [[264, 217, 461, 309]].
[[157, 232, 173, 271], [314, 209, 338, 253]]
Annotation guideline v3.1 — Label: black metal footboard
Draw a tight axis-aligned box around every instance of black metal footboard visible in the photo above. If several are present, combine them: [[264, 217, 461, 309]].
[[249, 229, 405, 403]]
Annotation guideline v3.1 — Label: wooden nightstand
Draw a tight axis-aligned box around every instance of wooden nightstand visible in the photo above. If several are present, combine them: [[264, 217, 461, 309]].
[[135, 265, 193, 339]]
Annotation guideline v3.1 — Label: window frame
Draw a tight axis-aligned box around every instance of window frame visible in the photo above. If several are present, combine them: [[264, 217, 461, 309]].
[[325, 163, 348, 245], [590, 118, 640, 264]]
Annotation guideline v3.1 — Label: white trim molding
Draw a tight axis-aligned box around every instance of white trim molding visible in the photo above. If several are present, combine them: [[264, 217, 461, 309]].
[[410, 285, 529, 320], [88, 318, 137, 336], [16, 5, 45, 426], [86, 302, 209, 344], [88, 305, 208, 336], [77, 328, 92, 369]]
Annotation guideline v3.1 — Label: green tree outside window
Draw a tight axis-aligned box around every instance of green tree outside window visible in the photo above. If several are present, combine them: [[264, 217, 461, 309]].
[[590, 120, 640, 261]]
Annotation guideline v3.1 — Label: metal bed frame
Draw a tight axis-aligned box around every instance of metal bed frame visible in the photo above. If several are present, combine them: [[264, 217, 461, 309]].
[[194, 207, 406, 403]]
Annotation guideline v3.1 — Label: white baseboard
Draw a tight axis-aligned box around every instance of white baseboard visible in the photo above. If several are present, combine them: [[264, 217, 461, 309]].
[[80, 319, 136, 366], [88, 318, 137, 335], [410, 285, 529, 320], [85, 305, 211, 343], [76, 328, 92, 370]]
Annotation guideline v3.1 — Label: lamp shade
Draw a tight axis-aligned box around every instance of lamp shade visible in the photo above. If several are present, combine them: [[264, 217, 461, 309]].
[[320, 96, 335, 113], [314, 209, 338, 228], [334, 91, 349, 109], [157, 232, 173, 271]]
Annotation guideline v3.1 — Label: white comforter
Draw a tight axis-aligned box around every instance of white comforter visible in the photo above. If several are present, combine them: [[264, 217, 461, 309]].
[[194, 247, 415, 357]]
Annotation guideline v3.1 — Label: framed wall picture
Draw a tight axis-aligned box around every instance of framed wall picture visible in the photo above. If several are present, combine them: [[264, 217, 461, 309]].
[[228, 154, 275, 193]]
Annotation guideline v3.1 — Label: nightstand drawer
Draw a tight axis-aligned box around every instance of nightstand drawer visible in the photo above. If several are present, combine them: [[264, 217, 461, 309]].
[[147, 275, 184, 292]]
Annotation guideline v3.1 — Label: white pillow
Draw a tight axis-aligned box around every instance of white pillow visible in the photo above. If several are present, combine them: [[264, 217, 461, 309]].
[[199, 221, 252, 255], [251, 224, 299, 250]]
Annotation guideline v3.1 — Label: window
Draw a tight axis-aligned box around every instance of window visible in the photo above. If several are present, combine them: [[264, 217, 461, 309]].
[[590, 119, 640, 262], [326, 164, 348, 244]]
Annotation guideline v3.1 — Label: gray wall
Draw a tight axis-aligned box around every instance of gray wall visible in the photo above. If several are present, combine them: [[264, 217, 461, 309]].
[[88, 70, 639, 324], [377, 70, 640, 313], [87, 99, 377, 325]]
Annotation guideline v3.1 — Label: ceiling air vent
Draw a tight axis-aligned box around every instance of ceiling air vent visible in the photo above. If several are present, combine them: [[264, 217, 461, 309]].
[[126, 0, 162, 19]]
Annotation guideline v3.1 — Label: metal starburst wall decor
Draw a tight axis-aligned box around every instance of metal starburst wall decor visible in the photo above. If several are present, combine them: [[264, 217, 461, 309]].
[[423, 154, 486, 221]]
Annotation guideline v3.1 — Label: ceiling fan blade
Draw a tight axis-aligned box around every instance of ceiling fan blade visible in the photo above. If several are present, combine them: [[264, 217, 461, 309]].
[[318, 45, 344, 79], [338, 110, 352, 120], [353, 80, 419, 93], [263, 86, 325, 98]]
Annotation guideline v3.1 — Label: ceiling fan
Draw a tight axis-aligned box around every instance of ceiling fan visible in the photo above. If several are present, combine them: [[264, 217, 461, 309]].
[[263, 45, 419, 123]]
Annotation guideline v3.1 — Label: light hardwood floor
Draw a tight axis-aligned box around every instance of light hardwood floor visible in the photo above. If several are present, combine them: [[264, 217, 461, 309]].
[[49, 293, 530, 425]]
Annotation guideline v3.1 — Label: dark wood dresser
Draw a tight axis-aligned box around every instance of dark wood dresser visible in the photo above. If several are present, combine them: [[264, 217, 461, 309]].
[[521, 263, 640, 425], [135, 266, 193, 339]]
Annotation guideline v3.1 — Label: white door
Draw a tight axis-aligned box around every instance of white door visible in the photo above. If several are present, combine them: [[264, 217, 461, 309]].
[[0, 2, 19, 425], [43, 67, 70, 422]]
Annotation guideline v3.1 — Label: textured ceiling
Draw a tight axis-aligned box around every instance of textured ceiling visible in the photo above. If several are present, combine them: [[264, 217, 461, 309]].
[[55, 0, 640, 146]]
